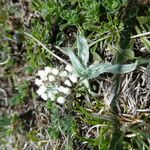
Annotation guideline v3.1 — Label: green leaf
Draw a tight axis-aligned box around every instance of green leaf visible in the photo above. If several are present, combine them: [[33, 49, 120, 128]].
[[0, 117, 11, 127], [77, 36, 89, 67], [137, 16, 150, 25], [66, 48, 88, 77], [135, 26, 150, 53], [48, 127, 60, 140], [9, 81, 29, 106], [116, 49, 135, 63], [88, 61, 137, 79], [109, 130, 123, 150], [135, 57, 150, 65], [60, 116, 77, 136], [92, 51, 102, 62], [140, 37, 150, 52], [27, 130, 40, 142]]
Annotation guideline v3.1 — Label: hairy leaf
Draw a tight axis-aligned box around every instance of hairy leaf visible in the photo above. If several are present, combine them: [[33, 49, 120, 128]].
[[77, 36, 89, 67], [67, 48, 88, 77], [88, 61, 137, 79]]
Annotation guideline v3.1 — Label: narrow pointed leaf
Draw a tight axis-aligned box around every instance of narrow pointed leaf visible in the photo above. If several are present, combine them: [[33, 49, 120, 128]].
[[67, 48, 87, 77], [88, 61, 137, 79], [77, 36, 89, 67], [135, 26, 150, 52], [109, 130, 123, 150]]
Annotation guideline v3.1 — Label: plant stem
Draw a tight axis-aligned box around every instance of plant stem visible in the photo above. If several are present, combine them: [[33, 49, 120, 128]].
[[109, 75, 123, 150], [0, 52, 10, 65], [89, 35, 110, 47], [131, 31, 150, 38], [24, 32, 69, 65]]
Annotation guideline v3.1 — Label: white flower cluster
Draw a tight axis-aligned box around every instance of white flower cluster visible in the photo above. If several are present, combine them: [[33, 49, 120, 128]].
[[35, 64, 78, 104]]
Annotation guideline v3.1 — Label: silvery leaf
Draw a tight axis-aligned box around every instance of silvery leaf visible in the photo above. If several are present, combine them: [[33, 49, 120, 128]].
[[77, 36, 89, 67], [88, 61, 138, 79], [67, 48, 88, 77]]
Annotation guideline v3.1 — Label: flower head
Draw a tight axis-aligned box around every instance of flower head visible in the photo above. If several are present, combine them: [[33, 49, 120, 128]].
[[59, 71, 68, 77], [37, 70, 47, 81], [41, 93, 48, 101], [48, 75, 55, 82], [51, 68, 59, 75], [35, 64, 77, 103], [57, 96, 65, 104], [35, 78, 43, 86], [44, 67, 52, 74], [36, 86, 47, 95], [65, 64, 73, 72], [58, 86, 71, 94], [64, 79, 72, 87], [69, 75, 78, 83]]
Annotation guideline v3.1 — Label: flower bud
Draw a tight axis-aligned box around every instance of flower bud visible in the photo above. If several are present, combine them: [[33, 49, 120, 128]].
[[59, 71, 68, 77], [58, 86, 71, 94], [41, 93, 48, 100], [69, 75, 78, 83], [48, 75, 55, 82], [45, 67, 52, 74], [64, 79, 72, 87], [51, 68, 59, 75], [57, 96, 65, 104], [37, 70, 48, 81], [35, 78, 43, 86], [65, 64, 73, 72], [36, 86, 47, 95]]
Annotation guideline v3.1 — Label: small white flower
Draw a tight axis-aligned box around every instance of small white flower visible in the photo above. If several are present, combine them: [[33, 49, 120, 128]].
[[41, 93, 48, 100], [69, 75, 78, 83], [58, 86, 64, 92], [48, 91, 56, 101], [45, 67, 52, 74], [58, 86, 71, 94], [48, 75, 55, 82], [37, 70, 47, 81], [65, 64, 73, 72], [35, 78, 43, 86], [36, 89, 41, 95], [57, 96, 65, 104], [36, 86, 47, 95], [64, 79, 72, 87], [37, 70, 45, 77], [51, 68, 59, 75], [42, 76, 48, 81], [59, 71, 68, 77]]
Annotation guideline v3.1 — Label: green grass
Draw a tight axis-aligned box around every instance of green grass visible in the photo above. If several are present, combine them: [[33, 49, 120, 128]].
[[0, 0, 150, 149]]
